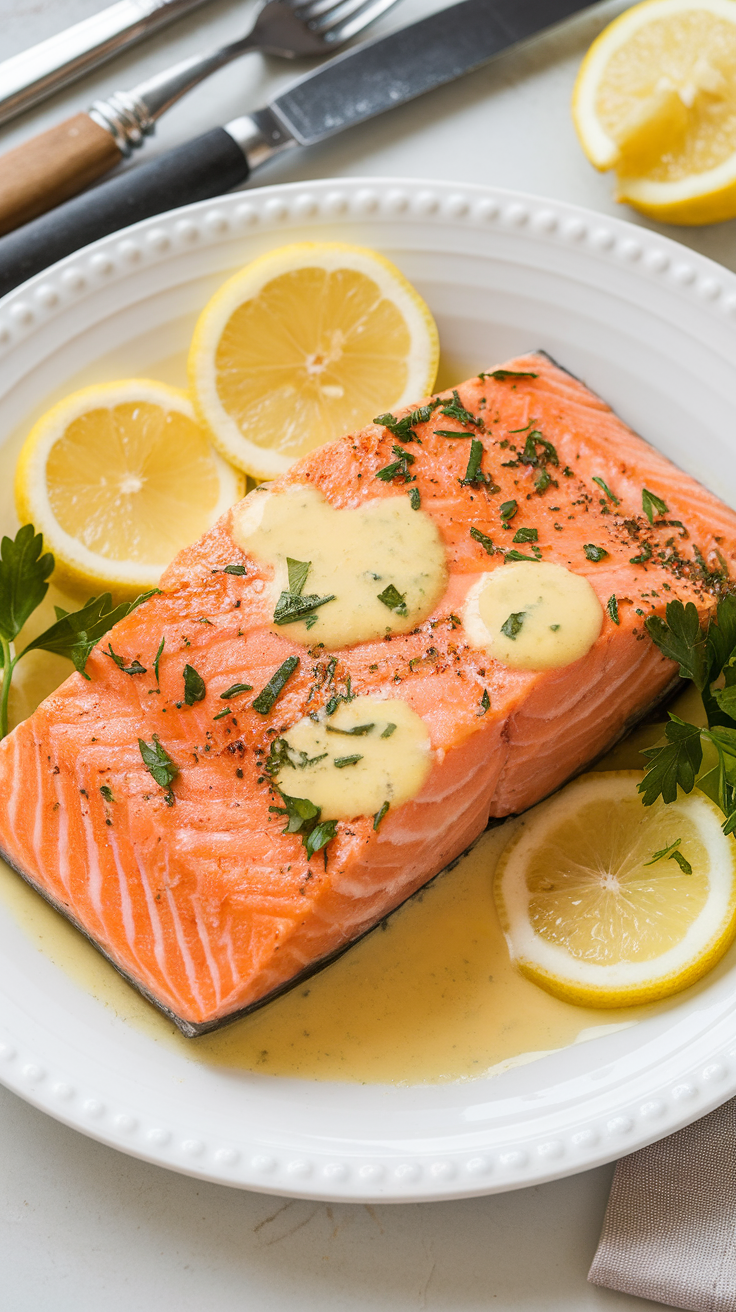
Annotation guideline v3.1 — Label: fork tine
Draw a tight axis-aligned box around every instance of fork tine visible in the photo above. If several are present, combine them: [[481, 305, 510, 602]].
[[308, 0, 402, 39], [294, 0, 346, 19]]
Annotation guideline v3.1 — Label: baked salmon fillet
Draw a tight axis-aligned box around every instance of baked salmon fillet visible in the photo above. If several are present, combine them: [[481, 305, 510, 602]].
[[1, 352, 734, 1035]]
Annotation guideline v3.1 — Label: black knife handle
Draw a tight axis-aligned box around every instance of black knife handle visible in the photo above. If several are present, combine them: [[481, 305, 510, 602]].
[[0, 126, 249, 299]]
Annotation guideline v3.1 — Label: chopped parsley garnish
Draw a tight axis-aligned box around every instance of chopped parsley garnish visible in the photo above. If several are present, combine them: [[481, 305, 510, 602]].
[[334, 754, 362, 768], [374, 400, 440, 444], [211, 564, 247, 576], [326, 723, 374, 736], [153, 635, 165, 687], [630, 542, 652, 564], [100, 785, 115, 803], [607, 595, 620, 625], [377, 583, 408, 616], [220, 682, 253, 699], [534, 469, 552, 494], [373, 801, 389, 831], [642, 488, 668, 524], [252, 655, 299, 715], [273, 556, 335, 627], [478, 688, 491, 715], [520, 432, 558, 468], [325, 673, 355, 716], [459, 438, 492, 488], [381, 723, 397, 737], [138, 734, 178, 804], [106, 644, 147, 675], [479, 369, 538, 381], [213, 708, 234, 720], [287, 557, 310, 596], [0, 524, 156, 738], [499, 500, 518, 523], [269, 791, 337, 860], [409, 487, 421, 510], [470, 527, 496, 555], [501, 611, 526, 639], [644, 837, 692, 876], [505, 548, 541, 562], [266, 737, 327, 773], [583, 544, 609, 562], [183, 663, 206, 705], [513, 527, 538, 544], [375, 445, 416, 484], [434, 430, 475, 439], [593, 476, 620, 505], [438, 389, 480, 427]]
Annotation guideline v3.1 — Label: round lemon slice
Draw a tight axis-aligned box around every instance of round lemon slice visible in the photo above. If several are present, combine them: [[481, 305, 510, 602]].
[[494, 771, 736, 1008], [187, 241, 439, 480], [572, 0, 736, 225], [15, 379, 244, 597]]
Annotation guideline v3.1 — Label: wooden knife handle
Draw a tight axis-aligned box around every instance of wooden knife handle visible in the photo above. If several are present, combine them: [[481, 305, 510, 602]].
[[0, 113, 122, 237]]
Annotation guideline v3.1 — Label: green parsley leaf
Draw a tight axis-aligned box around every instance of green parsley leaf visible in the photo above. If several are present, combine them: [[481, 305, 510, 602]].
[[270, 790, 338, 860], [252, 655, 299, 714], [501, 612, 526, 640], [460, 438, 492, 488], [638, 715, 703, 805], [520, 432, 558, 468], [374, 401, 440, 444], [334, 754, 362, 768], [593, 476, 620, 505], [305, 820, 339, 861], [220, 682, 253, 699], [583, 543, 609, 562], [287, 558, 310, 596], [433, 430, 475, 438], [479, 369, 538, 381], [439, 389, 480, 426], [630, 542, 652, 564], [478, 688, 491, 715], [373, 801, 389, 831], [138, 734, 178, 802], [377, 584, 408, 616], [409, 487, 421, 510], [381, 722, 397, 737], [607, 595, 620, 625], [645, 601, 708, 689], [504, 549, 541, 563], [326, 723, 374, 736], [20, 589, 156, 680], [470, 527, 496, 555], [106, 644, 147, 675], [183, 663, 206, 705], [0, 524, 54, 644], [100, 785, 115, 804], [153, 635, 165, 687], [513, 527, 538, 544], [499, 500, 518, 522], [273, 592, 335, 626], [644, 837, 693, 875], [213, 707, 234, 720], [375, 445, 416, 483], [642, 488, 668, 524], [211, 563, 247, 576]]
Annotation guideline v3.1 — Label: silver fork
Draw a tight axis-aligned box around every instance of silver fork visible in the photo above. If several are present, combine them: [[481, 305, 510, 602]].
[[91, 0, 404, 156]]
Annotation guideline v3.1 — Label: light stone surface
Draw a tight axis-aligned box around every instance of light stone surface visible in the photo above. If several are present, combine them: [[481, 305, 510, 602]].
[[2, 0, 729, 1306]]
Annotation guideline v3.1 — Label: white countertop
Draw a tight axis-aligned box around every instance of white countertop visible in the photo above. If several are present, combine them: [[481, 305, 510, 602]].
[[2, 1, 734, 1307]]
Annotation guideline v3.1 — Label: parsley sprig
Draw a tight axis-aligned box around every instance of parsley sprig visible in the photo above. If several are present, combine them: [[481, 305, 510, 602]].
[[640, 595, 736, 834], [0, 525, 155, 739]]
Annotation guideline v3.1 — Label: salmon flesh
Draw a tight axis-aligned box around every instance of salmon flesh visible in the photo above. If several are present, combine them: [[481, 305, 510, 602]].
[[1, 353, 733, 1035]]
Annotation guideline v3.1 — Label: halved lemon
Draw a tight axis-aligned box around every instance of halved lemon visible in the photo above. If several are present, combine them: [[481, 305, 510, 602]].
[[572, 0, 736, 225], [15, 379, 244, 598], [188, 242, 439, 480], [494, 771, 736, 1008]]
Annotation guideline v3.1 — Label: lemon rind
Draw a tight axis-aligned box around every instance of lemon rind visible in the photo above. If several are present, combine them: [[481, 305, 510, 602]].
[[188, 241, 440, 480], [15, 379, 244, 596], [495, 771, 736, 1008]]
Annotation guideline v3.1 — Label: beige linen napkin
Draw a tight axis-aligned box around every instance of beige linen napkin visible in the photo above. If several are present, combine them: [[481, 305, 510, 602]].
[[589, 1098, 736, 1311]]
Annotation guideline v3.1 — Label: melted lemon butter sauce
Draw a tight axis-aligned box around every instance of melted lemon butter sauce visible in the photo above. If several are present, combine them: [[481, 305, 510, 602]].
[[277, 696, 431, 819], [464, 562, 603, 670], [230, 483, 448, 647]]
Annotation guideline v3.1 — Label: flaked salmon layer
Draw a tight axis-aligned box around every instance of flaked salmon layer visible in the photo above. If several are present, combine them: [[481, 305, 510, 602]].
[[0, 353, 733, 1032]]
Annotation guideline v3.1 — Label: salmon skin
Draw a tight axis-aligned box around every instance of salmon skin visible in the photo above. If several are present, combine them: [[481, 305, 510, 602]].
[[1, 353, 734, 1036]]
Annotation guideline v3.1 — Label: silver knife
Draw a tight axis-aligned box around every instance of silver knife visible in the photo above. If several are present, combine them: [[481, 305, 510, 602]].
[[0, 0, 597, 298]]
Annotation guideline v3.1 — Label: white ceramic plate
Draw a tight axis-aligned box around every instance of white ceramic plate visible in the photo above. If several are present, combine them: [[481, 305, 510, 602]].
[[2, 177, 736, 1203]]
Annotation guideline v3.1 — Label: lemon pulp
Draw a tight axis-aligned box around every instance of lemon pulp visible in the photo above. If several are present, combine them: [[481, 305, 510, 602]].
[[495, 771, 736, 1007], [188, 242, 439, 479]]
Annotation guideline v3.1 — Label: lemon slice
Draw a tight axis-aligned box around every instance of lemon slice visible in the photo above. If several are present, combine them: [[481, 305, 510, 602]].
[[494, 771, 736, 1008], [15, 379, 244, 597], [188, 242, 439, 480], [572, 0, 736, 225]]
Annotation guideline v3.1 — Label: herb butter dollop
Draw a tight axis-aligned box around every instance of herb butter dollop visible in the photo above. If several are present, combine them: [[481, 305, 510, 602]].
[[271, 696, 431, 821], [231, 484, 447, 649], [463, 562, 603, 670]]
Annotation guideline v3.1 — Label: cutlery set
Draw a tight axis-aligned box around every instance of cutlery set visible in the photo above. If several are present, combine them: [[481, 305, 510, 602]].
[[0, 0, 596, 296]]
